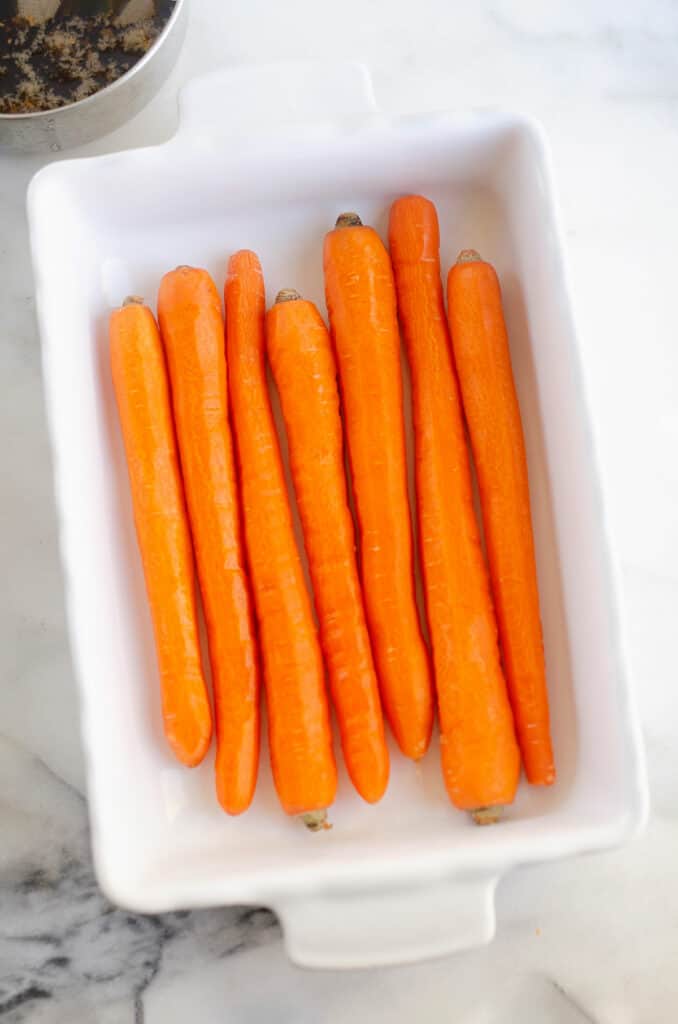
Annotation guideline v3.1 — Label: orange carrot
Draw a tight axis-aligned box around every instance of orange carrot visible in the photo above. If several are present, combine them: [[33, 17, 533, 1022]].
[[157, 268, 260, 815], [324, 214, 434, 760], [447, 251, 555, 786], [110, 298, 212, 767], [225, 252, 337, 825], [267, 289, 389, 804], [389, 197, 520, 816]]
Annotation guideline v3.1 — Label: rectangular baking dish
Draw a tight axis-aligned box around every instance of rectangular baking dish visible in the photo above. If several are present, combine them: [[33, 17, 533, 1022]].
[[27, 61, 647, 969]]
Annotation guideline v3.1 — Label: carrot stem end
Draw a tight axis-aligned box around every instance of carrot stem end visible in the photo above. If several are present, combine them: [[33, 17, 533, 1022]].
[[471, 805, 503, 826], [300, 809, 331, 832], [456, 249, 483, 264], [335, 212, 363, 228], [275, 288, 302, 304]]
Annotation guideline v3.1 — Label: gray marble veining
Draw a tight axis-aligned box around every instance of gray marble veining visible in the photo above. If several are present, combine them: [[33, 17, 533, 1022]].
[[0, 739, 278, 1023]]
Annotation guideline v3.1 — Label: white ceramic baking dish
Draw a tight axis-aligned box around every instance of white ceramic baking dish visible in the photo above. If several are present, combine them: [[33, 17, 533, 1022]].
[[27, 61, 647, 969]]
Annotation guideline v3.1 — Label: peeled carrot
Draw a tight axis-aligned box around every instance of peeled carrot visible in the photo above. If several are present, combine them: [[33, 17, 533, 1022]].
[[110, 298, 212, 767], [225, 252, 337, 825], [267, 289, 389, 804], [447, 251, 555, 786], [389, 197, 520, 817], [324, 214, 434, 760], [157, 268, 260, 815]]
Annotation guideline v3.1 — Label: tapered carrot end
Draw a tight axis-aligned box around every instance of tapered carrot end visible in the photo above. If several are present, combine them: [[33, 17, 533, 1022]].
[[392, 193, 431, 206], [216, 785, 255, 817], [167, 723, 212, 769], [525, 762, 557, 787], [394, 714, 433, 762], [388, 195, 441, 263], [471, 805, 503, 826], [228, 249, 262, 269], [457, 249, 483, 264], [300, 809, 332, 832], [226, 250, 265, 291], [171, 266, 207, 281], [521, 735, 556, 787], [335, 212, 363, 228]]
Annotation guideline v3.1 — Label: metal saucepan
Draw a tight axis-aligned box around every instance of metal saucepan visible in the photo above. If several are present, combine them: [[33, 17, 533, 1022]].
[[0, 0, 187, 153]]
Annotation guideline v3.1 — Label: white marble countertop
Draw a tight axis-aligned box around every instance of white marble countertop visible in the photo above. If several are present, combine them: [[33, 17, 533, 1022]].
[[2, 1, 676, 1021]]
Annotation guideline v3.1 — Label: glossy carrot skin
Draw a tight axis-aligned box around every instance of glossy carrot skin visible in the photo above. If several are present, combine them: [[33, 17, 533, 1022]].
[[225, 252, 337, 817], [447, 254, 555, 786], [157, 268, 259, 814], [267, 295, 389, 804], [324, 218, 434, 760], [389, 197, 520, 810], [110, 301, 212, 767]]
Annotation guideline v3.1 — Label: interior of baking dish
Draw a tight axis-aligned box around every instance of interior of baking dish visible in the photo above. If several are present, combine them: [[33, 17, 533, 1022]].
[[28, 102, 646, 912]]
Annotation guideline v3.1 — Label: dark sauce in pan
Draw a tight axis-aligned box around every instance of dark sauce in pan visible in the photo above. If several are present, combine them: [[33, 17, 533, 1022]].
[[0, 0, 175, 114]]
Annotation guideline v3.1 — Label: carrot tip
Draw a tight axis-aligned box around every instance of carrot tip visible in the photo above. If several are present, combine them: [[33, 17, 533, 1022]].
[[275, 288, 302, 304], [300, 809, 331, 832], [335, 212, 363, 228], [528, 770, 556, 787], [456, 249, 483, 264], [471, 805, 503, 826], [122, 295, 145, 307]]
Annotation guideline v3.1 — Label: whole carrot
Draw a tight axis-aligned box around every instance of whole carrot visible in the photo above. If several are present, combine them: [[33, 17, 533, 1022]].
[[157, 268, 260, 815], [267, 289, 389, 804], [225, 252, 337, 826], [389, 197, 520, 817], [324, 214, 434, 760], [447, 251, 555, 786], [110, 298, 212, 767]]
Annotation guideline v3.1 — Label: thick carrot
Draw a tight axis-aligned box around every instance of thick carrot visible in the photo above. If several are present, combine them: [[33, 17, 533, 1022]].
[[324, 214, 434, 760], [447, 251, 555, 786], [267, 289, 389, 804], [110, 298, 212, 767], [389, 197, 520, 816], [157, 268, 260, 815], [225, 252, 337, 825]]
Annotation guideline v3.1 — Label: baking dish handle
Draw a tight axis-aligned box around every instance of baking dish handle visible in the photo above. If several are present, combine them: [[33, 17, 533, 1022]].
[[176, 60, 378, 140], [275, 874, 498, 969]]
